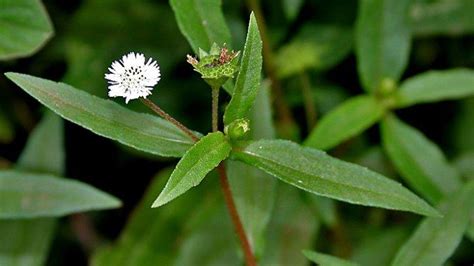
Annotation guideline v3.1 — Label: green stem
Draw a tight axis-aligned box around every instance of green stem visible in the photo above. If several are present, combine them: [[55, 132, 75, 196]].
[[211, 87, 220, 132]]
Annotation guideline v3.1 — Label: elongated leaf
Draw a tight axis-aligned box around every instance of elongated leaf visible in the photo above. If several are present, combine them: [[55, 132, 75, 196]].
[[395, 69, 474, 108], [5, 73, 196, 157], [228, 83, 276, 256], [453, 152, 474, 180], [411, 0, 474, 36], [356, 0, 411, 92], [261, 184, 320, 266], [0, 170, 121, 218], [152, 132, 231, 207], [305, 95, 385, 150], [0, 112, 62, 266], [392, 181, 474, 266], [224, 13, 262, 125], [276, 25, 352, 78], [351, 227, 410, 266], [282, 0, 304, 21], [170, 0, 232, 52], [233, 140, 440, 216], [303, 250, 359, 266], [0, 0, 53, 60], [381, 115, 462, 203]]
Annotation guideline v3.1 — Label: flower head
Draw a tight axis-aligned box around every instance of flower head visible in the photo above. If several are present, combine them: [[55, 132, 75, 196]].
[[105, 52, 161, 103], [187, 43, 240, 89]]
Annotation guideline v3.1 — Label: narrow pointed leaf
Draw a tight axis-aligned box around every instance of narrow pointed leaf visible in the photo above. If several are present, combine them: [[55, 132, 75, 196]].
[[303, 250, 359, 266], [5, 72, 196, 157], [224, 13, 262, 125], [305, 95, 385, 150], [356, 0, 411, 92], [0, 0, 53, 60], [0, 170, 121, 218], [233, 140, 440, 216], [152, 132, 231, 207], [391, 181, 474, 266], [395, 69, 474, 108], [170, 0, 232, 52], [381, 115, 462, 203], [0, 112, 62, 266]]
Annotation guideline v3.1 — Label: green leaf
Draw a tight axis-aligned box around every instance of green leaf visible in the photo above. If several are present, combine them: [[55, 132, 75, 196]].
[[0, 112, 62, 266], [170, 0, 232, 53], [411, 0, 474, 36], [381, 115, 462, 204], [303, 250, 359, 266], [275, 24, 352, 78], [394, 69, 474, 108], [5, 72, 196, 157], [305, 95, 385, 150], [0, 0, 53, 60], [0, 170, 121, 218], [351, 227, 410, 266], [282, 0, 304, 21], [391, 181, 474, 266], [0, 109, 13, 143], [261, 184, 320, 266], [308, 195, 338, 227], [355, 0, 411, 92], [224, 13, 262, 125], [233, 139, 440, 217], [453, 152, 474, 181], [152, 132, 231, 207]]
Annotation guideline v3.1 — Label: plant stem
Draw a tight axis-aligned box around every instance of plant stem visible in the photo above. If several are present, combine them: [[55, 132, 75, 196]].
[[299, 72, 317, 130], [246, 0, 296, 136], [140, 98, 199, 142], [211, 87, 219, 132], [211, 87, 257, 266], [217, 163, 257, 266]]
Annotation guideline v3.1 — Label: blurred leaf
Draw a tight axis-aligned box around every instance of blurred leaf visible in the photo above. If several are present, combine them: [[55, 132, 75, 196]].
[[281, 0, 304, 21], [350, 146, 397, 179], [451, 98, 474, 153], [453, 152, 474, 180], [17, 113, 64, 175], [170, 0, 232, 52], [394, 69, 474, 108], [276, 24, 352, 78], [305, 95, 385, 150], [302, 250, 359, 266], [351, 227, 410, 266], [152, 132, 231, 207], [307, 195, 337, 227], [0, 0, 53, 60], [356, 0, 411, 92], [0, 112, 62, 266], [224, 13, 262, 125], [261, 184, 320, 266], [391, 181, 474, 266], [93, 168, 205, 266], [0, 109, 13, 143], [233, 139, 440, 216], [5, 73, 196, 157], [411, 0, 474, 36], [0, 170, 121, 218], [381, 114, 462, 203]]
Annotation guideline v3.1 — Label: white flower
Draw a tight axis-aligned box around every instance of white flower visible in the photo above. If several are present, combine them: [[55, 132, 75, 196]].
[[105, 52, 161, 103]]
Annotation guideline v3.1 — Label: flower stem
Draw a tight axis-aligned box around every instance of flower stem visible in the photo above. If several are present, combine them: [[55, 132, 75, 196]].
[[140, 98, 199, 142], [211, 87, 220, 132], [211, 87, 257, 266]]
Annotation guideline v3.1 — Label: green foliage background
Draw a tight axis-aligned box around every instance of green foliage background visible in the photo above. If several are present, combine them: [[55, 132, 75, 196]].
[[0, 0, 473, 265]]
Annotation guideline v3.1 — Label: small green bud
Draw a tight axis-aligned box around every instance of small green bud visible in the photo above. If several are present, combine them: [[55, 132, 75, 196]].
[[187, 43, 240, 89], [224, 118, 250, 140], [377, 78, 397, 96]]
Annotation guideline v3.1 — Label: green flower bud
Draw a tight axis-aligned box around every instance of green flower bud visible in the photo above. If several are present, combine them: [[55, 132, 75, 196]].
[[224, 118, 250, 140], [187, 43, 240, 89], [377, 78, 397, 97]]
